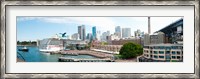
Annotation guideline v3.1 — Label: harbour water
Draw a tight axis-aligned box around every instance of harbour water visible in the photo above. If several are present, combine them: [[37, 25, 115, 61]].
[[17, 46, 100, 62]]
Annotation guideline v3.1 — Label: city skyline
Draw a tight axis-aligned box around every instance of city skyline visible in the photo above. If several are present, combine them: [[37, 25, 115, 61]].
[[17, 16, 182, 41]]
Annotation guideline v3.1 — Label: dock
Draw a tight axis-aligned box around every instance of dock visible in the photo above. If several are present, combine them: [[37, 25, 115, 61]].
[[58, 57, 114, 62], [45, 50, 114, 58]]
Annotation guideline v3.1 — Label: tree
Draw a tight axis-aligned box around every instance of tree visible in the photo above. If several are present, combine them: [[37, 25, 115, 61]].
[[119, 42, 143, 59]]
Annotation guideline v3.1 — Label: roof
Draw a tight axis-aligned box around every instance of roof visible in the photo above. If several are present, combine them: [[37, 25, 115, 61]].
[[144, 43, 183, 46], [155, 18, 183, 33]]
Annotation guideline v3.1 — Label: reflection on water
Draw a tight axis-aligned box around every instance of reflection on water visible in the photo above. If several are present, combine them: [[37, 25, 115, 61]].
[[17, 46, 99, 62]]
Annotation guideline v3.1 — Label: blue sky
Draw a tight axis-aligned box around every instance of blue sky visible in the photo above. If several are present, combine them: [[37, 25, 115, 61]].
[[17, 16, 182, 41]]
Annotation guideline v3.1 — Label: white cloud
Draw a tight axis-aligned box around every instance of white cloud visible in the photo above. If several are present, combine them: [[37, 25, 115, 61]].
[[18, 17, 117, 34], [17, 16, 183, 35]]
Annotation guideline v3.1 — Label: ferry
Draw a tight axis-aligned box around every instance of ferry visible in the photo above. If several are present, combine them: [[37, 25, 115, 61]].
[[18, 46, 29, 52]]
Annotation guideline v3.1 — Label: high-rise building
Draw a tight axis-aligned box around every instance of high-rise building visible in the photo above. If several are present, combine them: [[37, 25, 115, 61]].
[[122, 28, 131, 38], [96, 31, 101, 41], [134, 29, 145, 38], [101, 31, 110, 41], [115, 26, 121, 38], [86, 33, 93, 41], [78, 25, 86, 40], [71, 33, 79, 40], [92, 26, 96, 40]]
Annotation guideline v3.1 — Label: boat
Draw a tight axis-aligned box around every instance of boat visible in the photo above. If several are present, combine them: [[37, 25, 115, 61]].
[[18, 46, 29, 52], [39, 37, 64, 53]]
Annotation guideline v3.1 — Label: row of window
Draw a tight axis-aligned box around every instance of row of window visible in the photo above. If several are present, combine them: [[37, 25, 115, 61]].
[[144, 50, 183, 55], [145, 54, 182, 60], [144, 46, 183, 49], [146, 55, 165, 59]]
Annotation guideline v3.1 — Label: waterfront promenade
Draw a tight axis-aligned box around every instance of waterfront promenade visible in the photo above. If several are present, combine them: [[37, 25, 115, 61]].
[[45, 50, 114, 58]]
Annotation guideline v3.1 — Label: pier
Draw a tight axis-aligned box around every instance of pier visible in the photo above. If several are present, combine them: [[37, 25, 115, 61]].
[[45, 50, 114, 58], [58, 57, 114, 62]]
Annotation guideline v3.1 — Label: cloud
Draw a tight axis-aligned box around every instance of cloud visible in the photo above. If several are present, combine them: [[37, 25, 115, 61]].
[[17, 17, 117, 33], [17, 16, 183, 35]]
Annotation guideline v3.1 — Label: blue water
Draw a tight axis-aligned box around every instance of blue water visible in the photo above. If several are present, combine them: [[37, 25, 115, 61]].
[[17, 46, 99, 62]]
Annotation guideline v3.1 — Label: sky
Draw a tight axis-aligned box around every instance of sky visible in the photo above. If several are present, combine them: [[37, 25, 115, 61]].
[[17, 16, 182, 41]]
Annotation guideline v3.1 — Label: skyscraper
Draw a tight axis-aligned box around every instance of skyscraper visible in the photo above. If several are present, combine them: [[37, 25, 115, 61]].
[[71, 33, 79, 40], [115, 26, 121, 38], [134, 29, 144, 38], [92, 26, 96, 40], [102, 31, 110, 41], [78, 25, 86, 40], [122, 28, 131, 38], [86, 33, 93, 41], [96, 31, 101, 41]]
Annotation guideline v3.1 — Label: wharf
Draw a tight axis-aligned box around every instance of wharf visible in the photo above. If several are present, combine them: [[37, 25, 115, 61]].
[[47, 50, 113, 58], [58, 57, 114, 62]]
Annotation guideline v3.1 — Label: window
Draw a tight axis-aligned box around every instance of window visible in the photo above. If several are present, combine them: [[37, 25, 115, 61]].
[[159, 56, 164, 58], [154, 46, 159, 49], [154, 55, 158, 58], [160, 46, 164, 49], [166, 47, 171, 50], [154, 51, 158, 54], [177, 56, 181, 59], [172, 51, 176, 54], [166, 55, 171, 59], [172, 56, 176, 59], [159, 51, 164, 54], [177, 51, 181, 55], [166, 51, 170, 54]]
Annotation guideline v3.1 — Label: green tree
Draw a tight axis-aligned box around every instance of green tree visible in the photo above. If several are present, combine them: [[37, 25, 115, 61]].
[[119, 42, 143, 59]]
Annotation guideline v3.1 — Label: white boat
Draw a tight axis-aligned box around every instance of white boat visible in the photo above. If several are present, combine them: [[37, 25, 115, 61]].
[[18, 46, 29, 52], [39, 45, 62, 52], [39, 35, 64, 52]]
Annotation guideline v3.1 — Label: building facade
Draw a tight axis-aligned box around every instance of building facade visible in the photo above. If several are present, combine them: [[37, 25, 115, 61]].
[[71, 33, 79, 40], [140, 44, 183, 62], [150, 32, 165, 44], [115, 26, 121, 38], [144, 33, 150, 45], [96, 31, 101, 41], [78, 25, 86, 40], [92, 26, 96, 40], [155, 18, 183, 44], [107, 34, 120, 41], [101, 31, 110, 41], [122, 28, 131, 38], [109, 38, 143, 46], [144, 32, 165, 45], [86, 33, 93, 41]]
